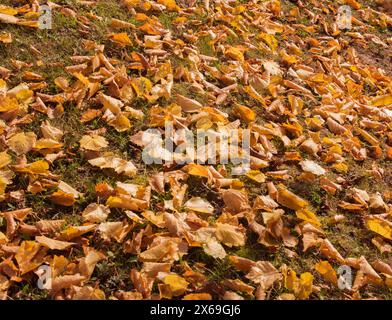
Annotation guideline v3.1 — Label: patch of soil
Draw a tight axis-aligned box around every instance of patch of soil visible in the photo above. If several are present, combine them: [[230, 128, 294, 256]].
[[354, 42, 392, 76], [376, 0, 392, 15]]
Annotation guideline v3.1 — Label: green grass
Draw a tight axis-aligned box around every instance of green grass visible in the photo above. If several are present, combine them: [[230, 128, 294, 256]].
[[196, 35, 215, 56]]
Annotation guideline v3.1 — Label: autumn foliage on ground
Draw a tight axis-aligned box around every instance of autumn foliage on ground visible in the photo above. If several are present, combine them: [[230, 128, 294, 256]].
[[0, 0, 391, 300]]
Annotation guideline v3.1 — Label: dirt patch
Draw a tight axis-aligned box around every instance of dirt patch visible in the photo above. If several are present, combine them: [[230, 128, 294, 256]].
[[376, 0, 392, 15], [353, 42, 392, 76]]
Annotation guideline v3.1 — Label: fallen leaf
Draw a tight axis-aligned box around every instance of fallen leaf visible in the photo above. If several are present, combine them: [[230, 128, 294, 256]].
[[314, 261, 337, 286], [80, 135, 108, 151], [163, 274, 189, 296], [35, 236, 74, 250]]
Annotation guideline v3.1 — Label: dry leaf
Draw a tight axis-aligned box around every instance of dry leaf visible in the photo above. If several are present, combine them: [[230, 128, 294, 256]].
[[80, 135, 108, 151], [35, 236, 74, 250]]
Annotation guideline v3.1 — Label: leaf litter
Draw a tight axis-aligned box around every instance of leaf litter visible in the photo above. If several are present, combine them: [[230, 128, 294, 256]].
[[0, 0, 391, 300]]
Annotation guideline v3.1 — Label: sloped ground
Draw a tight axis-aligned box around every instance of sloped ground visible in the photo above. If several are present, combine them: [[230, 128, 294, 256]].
[[0, 0, 391, 300]]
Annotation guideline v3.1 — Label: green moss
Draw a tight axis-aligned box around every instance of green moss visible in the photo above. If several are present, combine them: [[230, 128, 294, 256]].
[[296, 29, 310, 37], [125, 173, 149, 186], [158, 12, 179, 29], [14, 284, 50, 300], [196, 35, 215, 56]]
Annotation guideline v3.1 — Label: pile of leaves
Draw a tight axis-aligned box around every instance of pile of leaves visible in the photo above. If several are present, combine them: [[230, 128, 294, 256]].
[[0, 0, 391, 300]]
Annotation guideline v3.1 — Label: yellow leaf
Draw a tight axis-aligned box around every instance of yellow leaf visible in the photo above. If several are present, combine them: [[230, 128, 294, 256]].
[[0, 32, 12, 43], [15, 87, 34, 102], [345, 0, 361, 9], [0, 80, 6, 93], [225, 46, 244, 62], [296, 272, 313, 299], [283, 267, 297, 291], [106, 195, 147, 211], [314, 261, 337, 286], [73, 72, 90, 86], [14, 160, 49, 175], [296, 208, 321, 228], [110, 18, 135, 29], [142, 210, 165, 228], [108, 32, 132, 46], [331, 162, 348, 173], [276, 184, 308, 210], [34, 138, 63, 150], [27, 160, 49, 175], [109, 113, 131, 132], [371, 94, 392, 107], [157, 0, 178, 11], [173, 16, 187, 24], [139, 22, 162, 35], [0, 7, 18, 15], [364, 216, 392, 240], [201, 107, 228, 124], [183, 293, 212, 300], [50, 190, 75, 207], [163, 274, 189, 296], [245, 170, 266, 183], [346, 79, 362, 97], [131, 77, 152, 97], [0, 231, 7, 244], [196, 117, 213, 130], [58, 180, 82, 199], [233, 104, 256, 123], [35, 235, 75, 250], [183, 163, 210, 178], [0, 170, 13, 195], [59, 225, 97, 241], [358, 128, 379, 146], [124, 0, 142, 8], [15, 241, 46, 275], [216, 223, 245, 247], [7, 132, 36, 155], [282, 122, 303, 137], [81, 109, 103, 123], [0, 151, 11, 169], [258, 33, 278, 52], [99, 93, 124, 114], [280, 49, 297, 64], [244, 85, 267, 106], [283, 267, 313, 299], [74, 287, 106, 300]]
